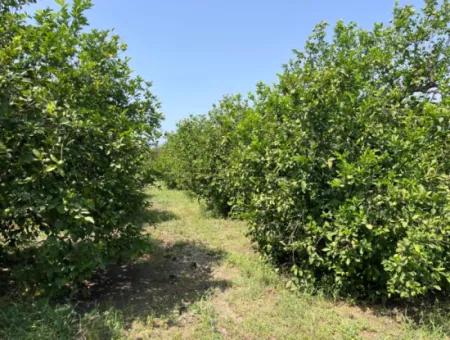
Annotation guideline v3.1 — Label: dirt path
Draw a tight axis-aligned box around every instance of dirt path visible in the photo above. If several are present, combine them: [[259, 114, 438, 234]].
[[84, 188, 447, 339]]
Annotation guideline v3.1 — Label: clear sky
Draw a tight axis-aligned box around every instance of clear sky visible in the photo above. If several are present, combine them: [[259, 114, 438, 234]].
[[28, 0, 424, 133]]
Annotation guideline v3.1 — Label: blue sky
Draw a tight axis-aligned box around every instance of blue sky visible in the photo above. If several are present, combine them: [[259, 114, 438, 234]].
[[28, 0, 424, 133]]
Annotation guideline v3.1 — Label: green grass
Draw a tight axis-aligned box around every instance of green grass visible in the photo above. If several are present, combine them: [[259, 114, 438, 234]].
[[1, 186, 449, 339], [0, 298, 124, 340]]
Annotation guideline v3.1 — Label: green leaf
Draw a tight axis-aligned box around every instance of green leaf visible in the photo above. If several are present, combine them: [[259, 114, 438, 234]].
[[32, 149, 42, 159], [44, 164, 58, 173], [84, 216, 95, 224]]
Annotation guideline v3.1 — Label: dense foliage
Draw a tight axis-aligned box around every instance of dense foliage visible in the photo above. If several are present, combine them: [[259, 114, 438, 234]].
[[156, 0, 450, 299], [0, 0, 162, 295], [156, 95, 249, 214]]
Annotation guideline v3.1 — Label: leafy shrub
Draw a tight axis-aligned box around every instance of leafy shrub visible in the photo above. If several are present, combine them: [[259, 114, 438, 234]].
[[0, 0, 162, 295], [157, 0, 450, 299], [156, 95, 248, 214]]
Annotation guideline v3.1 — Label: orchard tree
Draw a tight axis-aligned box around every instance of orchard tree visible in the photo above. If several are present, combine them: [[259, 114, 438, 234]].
[[0, 0, 162, 295], [158, 0, 449, 299]]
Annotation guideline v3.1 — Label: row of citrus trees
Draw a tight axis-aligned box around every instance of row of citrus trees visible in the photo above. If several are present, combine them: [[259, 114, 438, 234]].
[[156, 0, 450, 299], [0, 0, 162, 296]]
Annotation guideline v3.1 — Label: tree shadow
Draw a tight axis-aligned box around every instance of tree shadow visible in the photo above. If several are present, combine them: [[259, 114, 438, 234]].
[[353, 297, 450, 334], [77, 239, 230, 324], [141, 208, 179, 225], [133, 205, 179, 227], [0, 206, 180, 298]]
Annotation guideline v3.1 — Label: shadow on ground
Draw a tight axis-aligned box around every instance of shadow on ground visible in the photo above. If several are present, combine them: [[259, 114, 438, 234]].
[[355, 297, 450, 334], [76, 206, 450, 334], [134, 206, 179, 226], [78, 237, 229, 324]]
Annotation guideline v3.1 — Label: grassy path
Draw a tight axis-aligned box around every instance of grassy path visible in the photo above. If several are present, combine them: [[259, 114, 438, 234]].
[[1, 187, 448, 339], [117, 187, 447, 339]]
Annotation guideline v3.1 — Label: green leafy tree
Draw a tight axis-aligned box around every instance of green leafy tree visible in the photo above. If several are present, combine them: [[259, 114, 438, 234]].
[[158, 0, 449, 299], [0, 0, 162, 295], [156, 95, 248, 214]]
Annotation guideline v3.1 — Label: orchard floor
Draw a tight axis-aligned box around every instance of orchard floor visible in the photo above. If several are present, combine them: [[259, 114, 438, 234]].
[[1, 187, 449, 339]]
